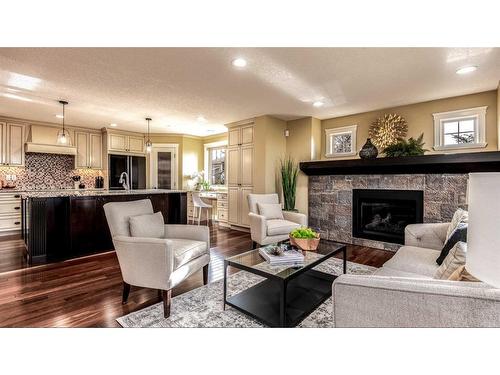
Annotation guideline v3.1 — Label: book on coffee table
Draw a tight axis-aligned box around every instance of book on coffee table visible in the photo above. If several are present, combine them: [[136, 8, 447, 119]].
[[258, 246, 304, 265]]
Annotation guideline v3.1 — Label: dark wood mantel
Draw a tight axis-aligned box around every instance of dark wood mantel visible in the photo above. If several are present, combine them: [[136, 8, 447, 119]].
[[300, 151, 500, 176]]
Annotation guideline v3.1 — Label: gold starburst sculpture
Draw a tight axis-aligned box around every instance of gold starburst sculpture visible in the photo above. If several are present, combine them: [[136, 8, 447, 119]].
[[369, 113, 408, 149]]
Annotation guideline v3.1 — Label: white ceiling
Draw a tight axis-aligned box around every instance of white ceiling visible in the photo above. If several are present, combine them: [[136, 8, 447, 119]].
[[0, 48, 498, 136]]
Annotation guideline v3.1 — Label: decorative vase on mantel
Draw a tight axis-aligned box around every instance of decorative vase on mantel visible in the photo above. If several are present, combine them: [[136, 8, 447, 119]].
[[359, 138, 378, 159]]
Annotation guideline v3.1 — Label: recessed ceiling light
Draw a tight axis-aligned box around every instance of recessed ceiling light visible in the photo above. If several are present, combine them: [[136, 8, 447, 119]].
[[456, 66, 477, 75], [197, 115, 207, 122], [313, 101, 324, 108], [232, 58, 247, 68], [2, 93, 33, 102], [110, 123, 117, 127], [55, 114, 64, 119], [7, 72, 41, 91]]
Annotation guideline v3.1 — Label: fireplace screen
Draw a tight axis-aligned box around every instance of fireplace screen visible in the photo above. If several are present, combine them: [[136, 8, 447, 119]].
[[352, 189, 423, 244]]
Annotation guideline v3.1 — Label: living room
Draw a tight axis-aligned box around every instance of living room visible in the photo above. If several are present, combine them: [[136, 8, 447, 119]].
[[2, 1, 499, 375]]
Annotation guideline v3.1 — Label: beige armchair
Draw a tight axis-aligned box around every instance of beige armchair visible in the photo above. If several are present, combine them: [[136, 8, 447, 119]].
[[103, 199, 210, 318], [247, 193, 307, 248]]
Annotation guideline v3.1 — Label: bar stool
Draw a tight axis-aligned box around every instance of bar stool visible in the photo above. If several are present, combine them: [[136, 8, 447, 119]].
[[192, 192, 212, 225]]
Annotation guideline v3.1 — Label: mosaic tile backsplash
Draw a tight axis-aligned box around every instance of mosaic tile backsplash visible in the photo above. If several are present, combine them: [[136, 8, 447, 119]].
[[0, 153, 102, 190]]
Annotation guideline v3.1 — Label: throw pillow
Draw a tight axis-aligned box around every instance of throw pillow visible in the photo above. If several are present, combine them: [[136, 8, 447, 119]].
[[446, 208, 468, 242], [436, 222, 467, 265], [257, 203, 284, 220], [448, 265, 480, 282], [129, 211, 165, 238], [434, 241, 467, 280]]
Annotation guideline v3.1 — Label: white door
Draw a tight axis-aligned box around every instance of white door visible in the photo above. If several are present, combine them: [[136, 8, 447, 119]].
[[151, 146, 178, 189]]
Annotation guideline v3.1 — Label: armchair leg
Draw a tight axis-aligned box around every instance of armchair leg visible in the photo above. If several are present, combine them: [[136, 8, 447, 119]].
[[162, 289, 172, 318], [122, 282, 131, 304], [203, 264, 209, 285]]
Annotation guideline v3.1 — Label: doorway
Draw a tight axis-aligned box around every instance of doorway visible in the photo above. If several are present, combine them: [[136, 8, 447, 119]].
[[150, 145, 179, 189]]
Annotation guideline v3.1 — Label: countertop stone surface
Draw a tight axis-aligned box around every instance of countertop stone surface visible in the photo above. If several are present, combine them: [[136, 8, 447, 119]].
[[9, 189, 186, 199]]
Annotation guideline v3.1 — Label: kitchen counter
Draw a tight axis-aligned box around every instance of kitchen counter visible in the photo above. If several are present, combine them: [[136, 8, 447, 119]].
[[22, 190, 187, 265], [20, 189, 186, 199]]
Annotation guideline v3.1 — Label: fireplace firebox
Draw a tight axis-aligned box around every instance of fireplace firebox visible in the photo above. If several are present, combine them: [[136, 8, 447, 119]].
[[352, 189, 423, 244]]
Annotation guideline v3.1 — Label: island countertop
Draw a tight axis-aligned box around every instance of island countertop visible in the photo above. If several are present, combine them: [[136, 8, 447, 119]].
[[20, 189, 186, 199]]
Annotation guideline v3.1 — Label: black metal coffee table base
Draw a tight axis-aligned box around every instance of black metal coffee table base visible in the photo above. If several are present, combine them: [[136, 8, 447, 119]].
[[225, 268, 336, 327]]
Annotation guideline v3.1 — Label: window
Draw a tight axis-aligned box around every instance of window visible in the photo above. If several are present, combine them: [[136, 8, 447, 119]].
[[325, 125, 357, 158], [433, 106, 487, 151], [208, 146, 226, 185]]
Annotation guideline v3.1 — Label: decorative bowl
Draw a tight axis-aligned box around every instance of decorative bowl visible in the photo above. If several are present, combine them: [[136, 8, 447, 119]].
[[289, 235, 320, 251]]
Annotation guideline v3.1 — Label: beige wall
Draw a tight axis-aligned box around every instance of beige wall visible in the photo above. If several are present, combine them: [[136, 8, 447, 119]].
[[321, 90, 498, 159], [202, 133, 227, 144], [283, 116, 322, 215], [497, 82, 500, 150], [253, 115, 287, 194], [182, 136, 204, 189], [285, 117, 314, 214]]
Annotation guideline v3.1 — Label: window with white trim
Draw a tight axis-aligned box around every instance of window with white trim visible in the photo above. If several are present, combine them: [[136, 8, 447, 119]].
[[433, 106, 487, 151], [208, 146, 226, 185], [325, 125, 357, 158]]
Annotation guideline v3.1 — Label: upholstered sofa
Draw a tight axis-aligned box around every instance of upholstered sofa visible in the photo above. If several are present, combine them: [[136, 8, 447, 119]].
[[333, 222, 500, 327]]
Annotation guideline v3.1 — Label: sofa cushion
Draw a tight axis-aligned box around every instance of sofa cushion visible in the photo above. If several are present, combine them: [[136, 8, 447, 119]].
[[434, 242, 467, 280], [266, 219, 300, 236], [129, 211, 165, 238], [172, 239, 208, 269], [257, 203, 284, 220], [383, 245, 440, 277], [436, 222, 467, 265], [446, 208, 468, 241], [373, 266, 431, 279]]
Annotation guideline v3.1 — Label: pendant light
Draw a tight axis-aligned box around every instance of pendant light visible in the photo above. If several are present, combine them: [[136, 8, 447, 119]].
[[145, 117, 152, 152], [57, 100, 69, 145]]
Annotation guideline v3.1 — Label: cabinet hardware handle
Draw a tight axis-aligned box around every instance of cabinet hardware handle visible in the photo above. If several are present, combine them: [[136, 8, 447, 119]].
[[14, 222, 20, 225], [14, 207, 20, 210], [14, 195, 20, 198]]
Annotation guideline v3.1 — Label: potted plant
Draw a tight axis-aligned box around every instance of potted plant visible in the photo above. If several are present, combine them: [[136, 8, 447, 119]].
[[280, 157, 299, 211], [289, 227, 320, 251], [383, 133, 428, 157]]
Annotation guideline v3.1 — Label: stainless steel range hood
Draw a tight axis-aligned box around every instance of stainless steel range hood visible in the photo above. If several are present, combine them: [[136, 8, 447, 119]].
[[25, 125, 77, 155]]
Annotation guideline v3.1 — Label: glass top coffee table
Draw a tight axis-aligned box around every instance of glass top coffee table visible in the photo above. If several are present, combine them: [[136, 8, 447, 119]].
[[223, 240, 347, 327]]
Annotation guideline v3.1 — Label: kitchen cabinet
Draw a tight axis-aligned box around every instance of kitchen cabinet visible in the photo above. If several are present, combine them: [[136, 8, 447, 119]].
[[0, 122, 25, 166], [75, 131, 102, 169], [226, 123, 254, 229], [108, 132, 144, 154], [0, 192, 22, 234]]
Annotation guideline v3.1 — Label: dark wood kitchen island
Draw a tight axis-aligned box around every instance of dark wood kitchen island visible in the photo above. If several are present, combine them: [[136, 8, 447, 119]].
[[21, 190, 187, 265]]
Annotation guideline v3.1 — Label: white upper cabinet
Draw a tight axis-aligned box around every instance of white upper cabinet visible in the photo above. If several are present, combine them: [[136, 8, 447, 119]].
[[75, 131, 102, 169], [0, 123, 25, 167], [108, 132, 144, 154]]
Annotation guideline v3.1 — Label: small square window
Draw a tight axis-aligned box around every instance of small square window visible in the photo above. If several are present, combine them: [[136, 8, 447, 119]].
[[433, 107, 487, 151], [325, 125, 357, 158]]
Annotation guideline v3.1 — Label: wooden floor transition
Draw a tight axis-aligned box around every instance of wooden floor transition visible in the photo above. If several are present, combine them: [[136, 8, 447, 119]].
[[0, 224, 394, 327]]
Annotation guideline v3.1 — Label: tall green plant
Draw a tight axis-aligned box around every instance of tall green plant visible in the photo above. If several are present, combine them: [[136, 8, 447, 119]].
[[280, 157, 299, 211]]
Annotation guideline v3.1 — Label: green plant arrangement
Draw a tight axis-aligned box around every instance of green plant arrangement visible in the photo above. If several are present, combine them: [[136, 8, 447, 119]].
[[290, 227, 318, 239], [280, 157, 299, 211], [289, 227, 320, 251], [382, 133, 428, 157]]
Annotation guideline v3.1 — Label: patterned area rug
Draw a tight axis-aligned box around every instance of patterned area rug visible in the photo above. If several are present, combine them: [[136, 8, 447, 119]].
[[117, 258, 376, 328]]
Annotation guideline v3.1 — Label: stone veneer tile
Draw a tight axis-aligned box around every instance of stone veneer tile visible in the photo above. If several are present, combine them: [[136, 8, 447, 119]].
[[308, 173, 468, 252]]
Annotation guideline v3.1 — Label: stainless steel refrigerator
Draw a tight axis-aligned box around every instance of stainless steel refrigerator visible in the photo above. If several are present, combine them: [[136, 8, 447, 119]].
[[108, 154, 146, 190]]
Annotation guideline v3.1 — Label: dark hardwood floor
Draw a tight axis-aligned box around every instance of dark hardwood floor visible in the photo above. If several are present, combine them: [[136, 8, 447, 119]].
[[0, 224, 393, 327]]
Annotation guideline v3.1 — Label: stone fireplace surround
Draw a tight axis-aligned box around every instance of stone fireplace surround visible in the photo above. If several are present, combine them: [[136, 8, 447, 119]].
[[308, 174, 468, 251]]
